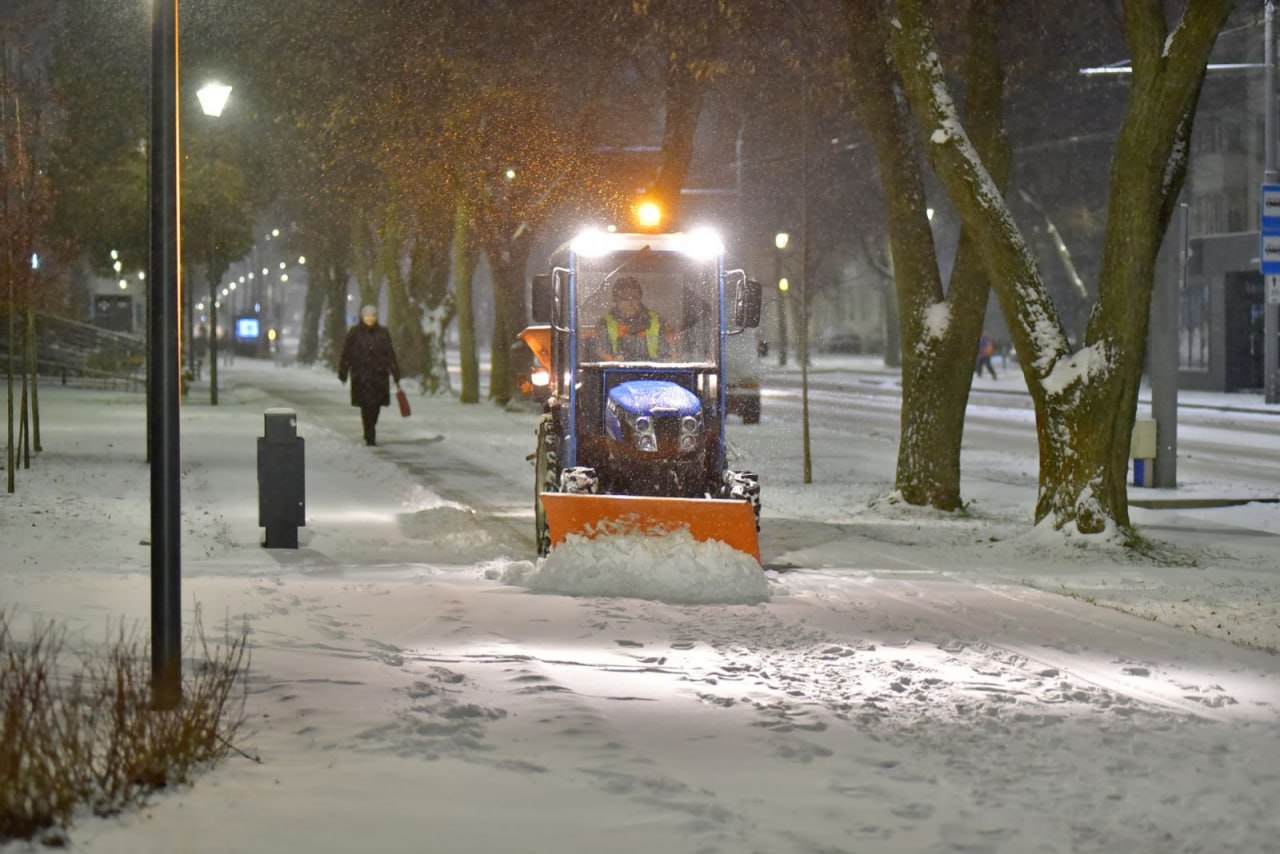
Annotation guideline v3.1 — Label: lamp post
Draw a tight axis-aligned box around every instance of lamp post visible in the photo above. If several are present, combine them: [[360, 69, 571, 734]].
[[774, 231, 790, 366], [149, 0, 182, 709], [197, 81, 231, 404]]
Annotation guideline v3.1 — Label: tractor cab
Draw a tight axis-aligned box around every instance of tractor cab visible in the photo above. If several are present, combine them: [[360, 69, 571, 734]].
[[525, 227, 763, 560]]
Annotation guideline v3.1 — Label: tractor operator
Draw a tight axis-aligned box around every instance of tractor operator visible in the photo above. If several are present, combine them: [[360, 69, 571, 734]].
[[597, 276, 672, 360]]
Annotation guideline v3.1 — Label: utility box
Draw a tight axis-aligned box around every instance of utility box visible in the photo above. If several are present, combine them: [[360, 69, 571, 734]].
[[258, 408, 305, 548], [1130, 418, 1157, 488]]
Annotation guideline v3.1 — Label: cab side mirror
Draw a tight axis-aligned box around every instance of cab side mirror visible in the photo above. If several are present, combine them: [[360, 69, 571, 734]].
[[734, 277, 762, 329], [530, 274, 553, 323]]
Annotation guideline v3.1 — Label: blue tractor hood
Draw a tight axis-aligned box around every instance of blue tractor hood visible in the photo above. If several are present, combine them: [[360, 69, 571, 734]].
[[608, 380, 701, 417]]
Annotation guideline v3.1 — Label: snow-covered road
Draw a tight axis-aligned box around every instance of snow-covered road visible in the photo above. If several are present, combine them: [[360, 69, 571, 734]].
[[765, 370, 1280, 495]]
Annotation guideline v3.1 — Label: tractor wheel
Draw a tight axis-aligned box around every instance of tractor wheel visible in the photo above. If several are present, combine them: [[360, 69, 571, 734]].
[[722, 470, 761, 529], [533, 415, 557, 556]]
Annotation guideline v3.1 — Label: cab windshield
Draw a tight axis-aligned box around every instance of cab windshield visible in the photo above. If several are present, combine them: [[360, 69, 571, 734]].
[[575, 251, 718, 366]]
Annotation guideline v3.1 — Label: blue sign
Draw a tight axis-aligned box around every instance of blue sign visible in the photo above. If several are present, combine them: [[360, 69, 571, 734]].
[[235, 316, 260, 340], [1262, 183, 1280, 274], [1264, 183, 1280, 228]]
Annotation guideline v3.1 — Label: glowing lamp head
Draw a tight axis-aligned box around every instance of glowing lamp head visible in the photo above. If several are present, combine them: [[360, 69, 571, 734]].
[[197, 82, 233, 117]]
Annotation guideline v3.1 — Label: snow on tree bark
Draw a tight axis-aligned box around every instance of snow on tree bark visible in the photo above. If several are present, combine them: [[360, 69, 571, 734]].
[[886, 0, 1231, 534], [845, 0, 1010, 511]]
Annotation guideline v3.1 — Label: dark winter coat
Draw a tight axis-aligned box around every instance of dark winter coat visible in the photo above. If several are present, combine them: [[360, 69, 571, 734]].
[[338, 322, 400, 408]]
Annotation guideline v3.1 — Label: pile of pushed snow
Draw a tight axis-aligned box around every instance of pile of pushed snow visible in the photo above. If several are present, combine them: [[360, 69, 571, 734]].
[[510, 528, 770, 605], [402, 503, 485, 539]]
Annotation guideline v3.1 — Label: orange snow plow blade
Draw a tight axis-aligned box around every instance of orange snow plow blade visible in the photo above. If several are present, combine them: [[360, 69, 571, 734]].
[[518, 325, 553, 372], [540, 493, 760, 562]]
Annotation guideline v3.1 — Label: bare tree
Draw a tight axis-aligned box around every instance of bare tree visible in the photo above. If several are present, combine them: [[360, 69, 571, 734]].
[[886, 0, 1232, 532], [844, 0, 1010, 511]]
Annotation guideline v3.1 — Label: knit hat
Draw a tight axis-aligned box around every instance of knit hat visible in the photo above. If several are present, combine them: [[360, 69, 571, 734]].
[[612, 276, 641, 299], [360, 304, 377, 319]]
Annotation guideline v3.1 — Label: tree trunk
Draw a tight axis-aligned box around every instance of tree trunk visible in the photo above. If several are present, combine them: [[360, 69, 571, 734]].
[[399, 205, 455, 396], [376, 206, 432, 384], [421, 295, 455, 397], [351, 214, 381, 313], [846, 0, 1010, 511], [917, 0, 1012, 509], [454, 201, 480, 404], [25, 301, 38, 452], [886, 0, 1230, 532], [296, 254, 326, 365], [298, 230, 348, 367], [403, 236, 453, 395], [860, 236, 901, 368], [880, 279, 901, 368], [485, 237, 531, 406], [322, 262, 349, 369]]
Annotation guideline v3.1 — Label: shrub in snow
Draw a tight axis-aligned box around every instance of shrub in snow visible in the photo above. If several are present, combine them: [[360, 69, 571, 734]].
[[0, 609, 249, 845]]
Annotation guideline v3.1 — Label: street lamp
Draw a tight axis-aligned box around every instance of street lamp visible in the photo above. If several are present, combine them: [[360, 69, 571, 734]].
[[198, 82, 231, 404], [196, 82, 232, 118], [774, 232, 790, 366]]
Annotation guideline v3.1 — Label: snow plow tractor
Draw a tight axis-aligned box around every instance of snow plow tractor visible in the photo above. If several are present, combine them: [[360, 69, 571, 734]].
[[522, 227, 764, 562]]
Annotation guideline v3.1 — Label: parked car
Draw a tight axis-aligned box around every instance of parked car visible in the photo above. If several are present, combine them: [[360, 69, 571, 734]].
[[724, 330, 762, 424], [818, 332, 862, 354]]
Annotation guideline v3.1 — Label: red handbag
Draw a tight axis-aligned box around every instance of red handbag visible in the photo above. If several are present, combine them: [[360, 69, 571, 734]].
[[396, 388, 410, 417]]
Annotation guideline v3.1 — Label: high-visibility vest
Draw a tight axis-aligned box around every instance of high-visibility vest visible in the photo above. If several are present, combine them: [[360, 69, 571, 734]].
[[604, 310, 661, 358]]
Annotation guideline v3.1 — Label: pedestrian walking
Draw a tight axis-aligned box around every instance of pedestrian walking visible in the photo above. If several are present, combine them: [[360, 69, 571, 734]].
[[975, 330, 997, 380], [192, 324, 208, 380], [338, 304, 401, 446]]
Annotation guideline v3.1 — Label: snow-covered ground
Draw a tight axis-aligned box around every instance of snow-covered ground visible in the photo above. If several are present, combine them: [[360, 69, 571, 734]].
[[2, 355, 1279, 853]]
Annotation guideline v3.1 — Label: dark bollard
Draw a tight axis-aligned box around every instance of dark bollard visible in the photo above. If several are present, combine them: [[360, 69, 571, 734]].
[[257, 408, 305, 548]]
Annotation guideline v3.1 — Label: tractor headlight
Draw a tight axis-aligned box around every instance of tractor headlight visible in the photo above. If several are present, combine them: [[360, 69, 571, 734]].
[[678, 414, 701, 452], [530, 368, 550, 387], [629, 412, 657, 452], [609, 399, 660, 453]]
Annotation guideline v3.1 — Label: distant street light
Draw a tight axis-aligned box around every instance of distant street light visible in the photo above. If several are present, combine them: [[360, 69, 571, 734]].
[[198, 81, 232, 404], [774, 232, 790, 366]]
